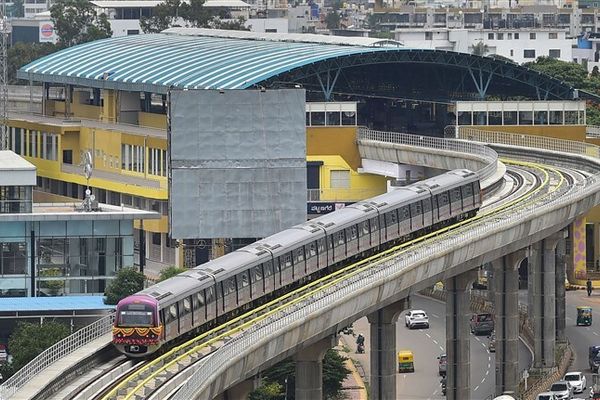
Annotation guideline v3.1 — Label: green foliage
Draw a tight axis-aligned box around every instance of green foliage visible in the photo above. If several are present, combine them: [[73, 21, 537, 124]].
[[39, 267, 65, 295], [249, 349, 351, 400], [139, 0, 249, 33], [158, 265, 187, 282], [523, 56, 592, 90], [325, 11, 341, 30], [248, 382, 284, 400], [50, 0, 112, 47], [8, 42, 58, 84], [588, 105, 600, 125], [6, 321, 69, 375], [471, 41, 489, 57], [104, 267, 145, 305]]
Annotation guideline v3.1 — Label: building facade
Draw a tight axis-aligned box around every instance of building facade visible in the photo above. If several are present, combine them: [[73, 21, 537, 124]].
[[0, 150, 158, 297]]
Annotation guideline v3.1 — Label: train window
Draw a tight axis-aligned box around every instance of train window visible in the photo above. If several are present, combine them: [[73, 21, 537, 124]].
[[362, 221, 370, 235], [462, 184, 473, 198], [252, 266, 262, 282], [416, 202, 422, 214], [370, 218, 378, 232], [438, 192, 449, 206], [239, 272, 249, 288], [169, 305, 177, 318], [309, 242, 317, 257], [295, 248, 304, 263], [197, 292, 205, 307], [206, 287, 215, 303], [410, 203, 419, 217], [264, 261, 273, 277], [350, 226, 358, 239], [400, 207, 409, 220], [451, 188, 461, 202], [337, 231, 345, 245], [432, 196, 438, 210], [183, 298, 191, 313], [284, 253, 293, 268], [225, 278, 235, 294], [423, 198, 431, 213]]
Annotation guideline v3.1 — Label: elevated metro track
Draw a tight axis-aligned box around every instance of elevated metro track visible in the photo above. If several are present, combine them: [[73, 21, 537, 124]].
[[0, 127, 597, 400]]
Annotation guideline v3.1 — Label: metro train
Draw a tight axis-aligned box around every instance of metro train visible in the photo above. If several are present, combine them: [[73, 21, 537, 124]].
[[112, 169, 482, 357]]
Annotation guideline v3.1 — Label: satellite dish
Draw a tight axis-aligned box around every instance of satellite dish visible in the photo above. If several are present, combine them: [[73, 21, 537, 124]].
[[83, 151, 93, 180]]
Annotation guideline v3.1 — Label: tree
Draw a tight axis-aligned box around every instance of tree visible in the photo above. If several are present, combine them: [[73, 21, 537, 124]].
[[11, 0, 24, 18], [50, 0, 112, 47], [471, 41, 489, 57], [592, 65, 600, 78], [104, 267, 145, 305], [325, 11, 341, 30], [249, 349, 351, 399], [523, 56, 593, 91], [158, 265, 187, 281], [5, 321, 69, 378], [7, 42, 58, 84], [140, 0, 249, 33]]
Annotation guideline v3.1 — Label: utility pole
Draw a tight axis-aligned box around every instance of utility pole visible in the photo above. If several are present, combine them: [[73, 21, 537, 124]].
[[0, 0, 8, 151]]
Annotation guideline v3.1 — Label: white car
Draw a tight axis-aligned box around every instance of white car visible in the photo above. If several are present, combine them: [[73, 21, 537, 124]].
[[405, 310, 429, 329], [564, 371, 586, 393], [536, 393, 558, 400], [549, 380, 572, 400]]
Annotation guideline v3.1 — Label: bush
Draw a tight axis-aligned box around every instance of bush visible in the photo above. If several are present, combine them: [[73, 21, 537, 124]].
[[104, 266, 145, 305]]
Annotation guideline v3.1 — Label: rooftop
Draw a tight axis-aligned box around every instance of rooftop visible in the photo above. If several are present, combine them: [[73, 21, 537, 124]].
[[0, 150, 35, 172], [202, 0, 251, 8], [0, 202, 161, 221], [0, 296, 114, 312], [90, 1, 162, 8]]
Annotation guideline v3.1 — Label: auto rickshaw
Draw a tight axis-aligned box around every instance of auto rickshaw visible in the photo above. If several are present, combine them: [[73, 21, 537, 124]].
[[577, 306, 593, 326], [398, 350, 414, 373]]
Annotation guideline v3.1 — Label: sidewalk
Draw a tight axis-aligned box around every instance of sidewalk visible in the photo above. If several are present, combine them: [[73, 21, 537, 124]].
[[338, 336, 368, 400]]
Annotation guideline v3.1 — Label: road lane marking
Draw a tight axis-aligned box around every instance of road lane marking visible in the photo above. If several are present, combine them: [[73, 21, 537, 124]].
[[474, 385, 480, 391], [426, 333, 431, 338], [433, 339, 438, 345], [481, 378, 486, 384], [432, 313, 440, 318], [403, 374, 406, 379], [486, 370, 489, 376], [475, 337, 481, 342], [594, 332, 599, 336], [439, 346, 444, 351]]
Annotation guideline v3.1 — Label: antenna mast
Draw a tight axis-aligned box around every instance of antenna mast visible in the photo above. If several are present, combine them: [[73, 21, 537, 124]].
[[0, 0, 8, 151]]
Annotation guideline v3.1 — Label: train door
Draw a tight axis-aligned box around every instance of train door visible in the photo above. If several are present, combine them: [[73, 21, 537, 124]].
[[306, 242, 318, 274], [250, 265, 264, 299], [236, 271, 250, 305], [163, 303, 179, 340], [369, 217, 380, 248], [317, 238, 327, 271], [399, 206, 410, 236], [422, 198, 433, 227], [206, 286, 217, 321], [193, 291, 205, 327]]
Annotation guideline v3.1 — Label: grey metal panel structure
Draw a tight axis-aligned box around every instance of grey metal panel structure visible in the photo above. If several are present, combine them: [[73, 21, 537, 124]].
[[169, 89, 307, 239]]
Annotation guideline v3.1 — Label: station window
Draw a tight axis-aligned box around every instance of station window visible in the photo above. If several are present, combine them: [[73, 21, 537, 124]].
[[549, 32, 558, 39], [519, 111, 533, 125], [523, 49, 536, 59], [529, 32, 536, 40], [488, 33, 494, 40], [549, 49, 561, 58], [121, 143, 145, 173], [330, 170, 350, 189], [148, 148, 166, 176]]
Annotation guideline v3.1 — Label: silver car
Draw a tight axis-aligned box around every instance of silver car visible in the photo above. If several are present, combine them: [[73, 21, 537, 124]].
[[563, 372, 586, 393], [549, 380, 572, 400]]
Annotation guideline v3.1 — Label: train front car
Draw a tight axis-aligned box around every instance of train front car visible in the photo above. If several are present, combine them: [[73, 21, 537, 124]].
[[112, 295, 163, 357]]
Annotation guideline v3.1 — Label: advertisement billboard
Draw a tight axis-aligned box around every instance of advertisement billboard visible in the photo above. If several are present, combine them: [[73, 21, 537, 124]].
[[39, 21, 56, 43]]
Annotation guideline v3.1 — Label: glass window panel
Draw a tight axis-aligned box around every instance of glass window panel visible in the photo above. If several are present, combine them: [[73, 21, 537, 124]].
[[565, 111, 578, 124], [326, 111, 340, 126], [473, 111, 487, 125], [488, 111, 502, 125], [534, 111, 548, 125], [311, 112, 325, 126], [457, 111, 472, 125], [549, 110, 563, 125], [519, 111, 533, 125], [503, 111, 517, 125]]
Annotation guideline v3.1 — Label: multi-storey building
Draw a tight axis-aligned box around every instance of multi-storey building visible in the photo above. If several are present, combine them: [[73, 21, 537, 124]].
[[395, 28, 572, 63]]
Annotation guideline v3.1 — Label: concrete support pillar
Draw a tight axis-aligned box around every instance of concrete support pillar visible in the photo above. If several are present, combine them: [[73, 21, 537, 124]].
[[594, 223, 600, 269], [531, 234, 560, 369], [555, 233, 567, 344], [486, 263, 495, 303], [446, 270, 477, 400], [367, 297, 410, 400], [492, 249, 526, 396], [294, 335, 337, 400]]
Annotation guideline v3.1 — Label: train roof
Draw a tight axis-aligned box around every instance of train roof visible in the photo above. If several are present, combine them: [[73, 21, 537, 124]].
[[351, 186, 430, 214], [246, 223, 324, 257], [138, 273, 204, 306], [309, 203, 375, 231], [413, 169, 477, 194]]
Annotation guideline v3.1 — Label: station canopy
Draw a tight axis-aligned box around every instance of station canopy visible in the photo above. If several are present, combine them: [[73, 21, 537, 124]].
[[18, 28, 598, 103]]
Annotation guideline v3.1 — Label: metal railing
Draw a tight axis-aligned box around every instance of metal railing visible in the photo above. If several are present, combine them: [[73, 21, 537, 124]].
[[175, 129, 600, 399], [0, 314, 115, 399], [358, 127, 499, 183]]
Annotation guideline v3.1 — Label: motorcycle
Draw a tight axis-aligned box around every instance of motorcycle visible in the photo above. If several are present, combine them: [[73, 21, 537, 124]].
[[356, 343, 365, 354], [441, 376, 447, 396]]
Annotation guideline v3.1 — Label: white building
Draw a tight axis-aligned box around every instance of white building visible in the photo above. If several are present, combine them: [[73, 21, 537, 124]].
[[394, 28, 572, 64]]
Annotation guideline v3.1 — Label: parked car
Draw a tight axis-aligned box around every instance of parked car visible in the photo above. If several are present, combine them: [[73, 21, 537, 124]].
[[563, 371, 586, 393], [549, 380, 572, 400], [535, 393, 558, 400], [488, 332, 496, 352], [470, 313, 494, 335], [405, 310, 429, 329], [438, 353, 447, 376]]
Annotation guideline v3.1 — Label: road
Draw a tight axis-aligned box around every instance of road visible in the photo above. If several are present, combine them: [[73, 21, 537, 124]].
[[343, 294, 532, 399], [563, 289, 600, 397]]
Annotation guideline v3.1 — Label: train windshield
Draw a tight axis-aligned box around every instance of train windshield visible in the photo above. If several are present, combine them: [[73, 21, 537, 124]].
[[118, 304, 154, 327]]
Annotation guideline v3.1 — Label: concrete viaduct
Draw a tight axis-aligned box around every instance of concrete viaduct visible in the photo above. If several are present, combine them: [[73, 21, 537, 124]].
[[167, 128, 600, 400]]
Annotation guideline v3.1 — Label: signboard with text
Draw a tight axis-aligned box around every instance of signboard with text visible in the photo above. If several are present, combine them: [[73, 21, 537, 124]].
[[39, 21, 56, 43]]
